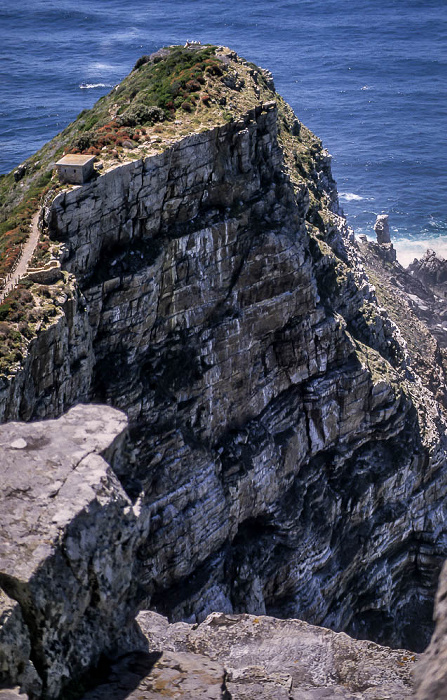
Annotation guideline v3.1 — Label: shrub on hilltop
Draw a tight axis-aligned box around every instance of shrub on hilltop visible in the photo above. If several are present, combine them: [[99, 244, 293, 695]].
[[120, 45, 220, 116], [69, 45, 224, 154], [117, 104, 165, 127]]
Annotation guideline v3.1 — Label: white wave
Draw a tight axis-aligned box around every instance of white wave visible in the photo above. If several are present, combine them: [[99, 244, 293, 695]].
[[339, 192, 364, 202], [79, 83, 112, 89], [394, 236, 447, 267], [361, 85, 371, 91]]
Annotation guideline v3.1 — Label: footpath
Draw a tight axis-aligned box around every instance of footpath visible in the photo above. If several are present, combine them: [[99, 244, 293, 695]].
[[0, 210, 41, 304]]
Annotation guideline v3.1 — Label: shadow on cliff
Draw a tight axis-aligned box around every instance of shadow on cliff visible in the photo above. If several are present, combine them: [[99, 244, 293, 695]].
[[63, 651, 162, 700]]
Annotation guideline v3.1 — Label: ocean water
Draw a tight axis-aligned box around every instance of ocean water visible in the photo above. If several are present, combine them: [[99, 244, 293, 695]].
[[2, 0, 447, 265]]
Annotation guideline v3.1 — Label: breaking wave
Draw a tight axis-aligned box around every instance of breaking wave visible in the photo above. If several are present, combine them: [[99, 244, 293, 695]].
[[339, 192, 365, 202], [393, 237, 447, 268], [79, 83, 112, 89]]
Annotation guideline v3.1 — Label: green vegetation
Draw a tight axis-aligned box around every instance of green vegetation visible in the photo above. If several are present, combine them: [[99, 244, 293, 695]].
[[30, 233, 53, 267], [69, 45, 223, 156], [123, 45, 219, 112], [0, 282, 36, 324], [117, 104, 165, 127], [0, 170, 54, 280], [0, 278, 72, 376], [0, 323, 28, 372]]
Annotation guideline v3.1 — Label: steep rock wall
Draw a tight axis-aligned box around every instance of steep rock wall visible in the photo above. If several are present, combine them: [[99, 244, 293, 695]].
[[0, 294, 93, 422], [416, 561, 447, 699], [1, 95, 447, 675]]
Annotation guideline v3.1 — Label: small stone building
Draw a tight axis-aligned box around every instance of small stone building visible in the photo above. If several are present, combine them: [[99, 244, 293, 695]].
[[55, 154, 96, 184]]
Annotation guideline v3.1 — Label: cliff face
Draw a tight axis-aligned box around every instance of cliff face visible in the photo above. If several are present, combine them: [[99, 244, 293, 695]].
[[416, 561, 447, 699], [1, 46, 447, 697], [358, 239, 447, 408]]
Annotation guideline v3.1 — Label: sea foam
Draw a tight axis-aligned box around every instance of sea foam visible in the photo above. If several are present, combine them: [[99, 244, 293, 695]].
[[393, 237, 447, 268], [79, 83, 112, 89], [339, 192, 364, 202]]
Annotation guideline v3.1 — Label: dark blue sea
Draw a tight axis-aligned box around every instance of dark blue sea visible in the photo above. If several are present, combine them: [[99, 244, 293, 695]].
[[2, 0, 447, 264]]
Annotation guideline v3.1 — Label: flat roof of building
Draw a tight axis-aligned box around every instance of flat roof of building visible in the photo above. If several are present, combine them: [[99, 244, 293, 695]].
[[56, 154, 96, 166]]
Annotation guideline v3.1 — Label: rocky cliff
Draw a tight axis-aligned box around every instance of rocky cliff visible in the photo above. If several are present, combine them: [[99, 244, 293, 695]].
[[1, 45, 447, 698], [416, 560, 447, 699], [358, 238, 447, 405]]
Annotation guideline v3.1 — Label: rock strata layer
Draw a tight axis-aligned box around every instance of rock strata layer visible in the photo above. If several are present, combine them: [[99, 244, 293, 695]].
[[1, 47, 447, 696]]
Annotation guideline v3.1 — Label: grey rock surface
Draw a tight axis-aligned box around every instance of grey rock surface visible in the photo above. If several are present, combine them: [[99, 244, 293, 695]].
[[374, 214, 391, 244], [99, 610, 414, 699], [415, 561, 447, 699], [82, 650, 228, 700], [0, 404, 141, 698]]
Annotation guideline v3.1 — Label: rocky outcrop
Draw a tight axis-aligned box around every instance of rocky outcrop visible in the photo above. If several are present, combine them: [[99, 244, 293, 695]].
[[365, 214, 396, 263], [374, 214, 391, 244], [81, 611, 416, 699], [358, 236, 447, 401], [415, 561, 447, 699], [408, 248, 447, 291], [0, 404, 142, 698], [1, 47, 447, 696]]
